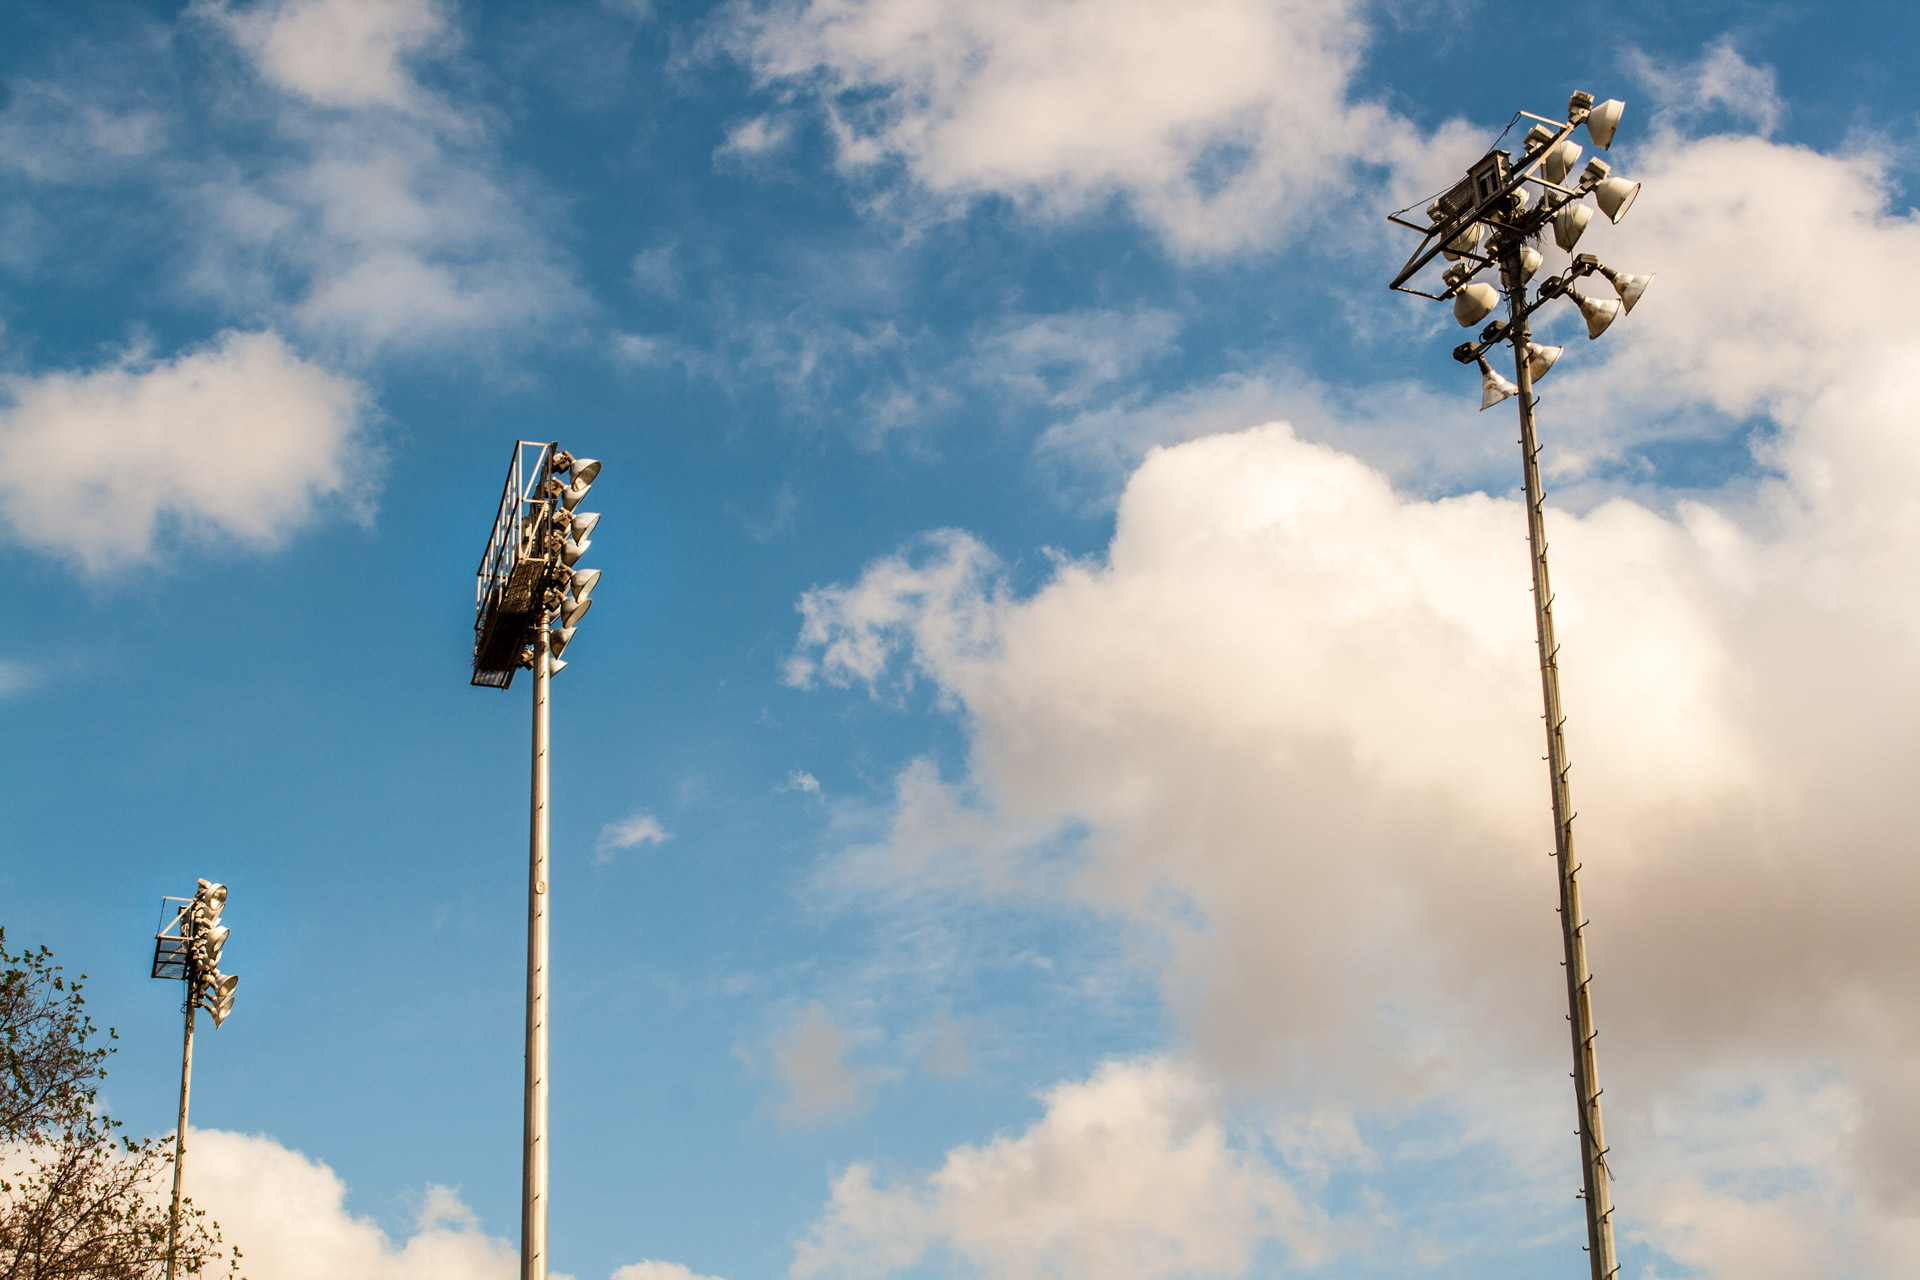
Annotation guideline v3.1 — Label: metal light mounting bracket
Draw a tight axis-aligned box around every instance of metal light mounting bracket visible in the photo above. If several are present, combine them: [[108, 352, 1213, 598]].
[[1387, 111, 1580, 297], [151, 898, 194, 979], [472, 440, 563, 688]]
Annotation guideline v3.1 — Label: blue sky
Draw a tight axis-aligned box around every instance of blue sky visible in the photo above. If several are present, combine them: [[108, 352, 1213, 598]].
[[4, 2, 1920, 1279]]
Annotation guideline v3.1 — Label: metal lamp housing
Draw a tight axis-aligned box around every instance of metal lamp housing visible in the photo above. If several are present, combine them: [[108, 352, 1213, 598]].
[[1476, 355, 1518, 410], [1441, 220, 1485, 261], [1603, 267, 1654, 312], [1595, 176, 1641, 224], [1585, 98, 1626, 150], [1453, 281, 1500, 327], [1569, 287, 1621, 339], [1542, 138, 1584, 185], [1525, 342, 1563, 381], [1552, 203, 1594, 252]]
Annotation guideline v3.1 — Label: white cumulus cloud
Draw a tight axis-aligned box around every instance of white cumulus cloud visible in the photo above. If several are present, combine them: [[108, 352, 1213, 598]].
[[792, 1056, 1324, 1280], [178, 1127, 727, 1280], [184, 1128, 517, 1280], [613, 1261, 730, 1280], [0, 329, 372, 573], [725, 0, 1474, 255]]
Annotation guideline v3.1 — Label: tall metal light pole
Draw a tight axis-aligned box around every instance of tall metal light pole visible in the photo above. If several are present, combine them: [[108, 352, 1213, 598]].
[[471, 441, 603, 1280], [150, 879, 240, 1280], [1388, 91, 1654, 1280]]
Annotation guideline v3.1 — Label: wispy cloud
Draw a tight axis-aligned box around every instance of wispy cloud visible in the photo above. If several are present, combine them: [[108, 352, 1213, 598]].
[[0, 660, 36, 700], [769, 1001, 884, 1125], [594, 811, 672, 864], [722, 0, 1473, 256], [777, 769, 821, 794]]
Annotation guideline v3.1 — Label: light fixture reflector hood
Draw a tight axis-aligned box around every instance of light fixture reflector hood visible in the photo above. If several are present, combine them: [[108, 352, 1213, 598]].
[[1476, 355, 1518, 410], [1553, 203, 1593, 252], [1586, 99, 1625, 150], [1542, 138, 1584, 185], [1602, 267, 1654, 312], [1525, 342, 1563, 381], [1570, 288, 1620, 339], [1453, 282, 1500, 328], [1595, 176, 1640, 224]]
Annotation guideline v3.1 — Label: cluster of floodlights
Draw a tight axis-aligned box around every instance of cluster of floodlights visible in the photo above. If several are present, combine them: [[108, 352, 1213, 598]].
[[538, 451, 601, 674], [153, 878, 238, 1026], [1391, 91, 1654, 410], [470, 442, 604, 689]]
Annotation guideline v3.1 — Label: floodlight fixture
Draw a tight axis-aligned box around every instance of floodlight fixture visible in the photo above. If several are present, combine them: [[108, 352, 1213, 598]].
[[1454, 282, 1500, 327], [1476, 354, 1518, 410], [570, 567, 601, 598], [1442, 220, 1485, 261], [549, 625, 575, 658], [1553, 203, 1593, 252], [194, 924, 229, 968], [1585, 98, 1625, 150], [1568, 285, 1621, 338], [201, 972, 238, 1027], [1385, 87, 1652, 1280], [1525, 342, 1563, 381], [1599, 265, 1654, 312], [1594, 175, 1640, 224], [571, 511, 602, 541], [561, 595, 594, 628], [559, 459, 601, 510], [1542, 138, 1583, 185]]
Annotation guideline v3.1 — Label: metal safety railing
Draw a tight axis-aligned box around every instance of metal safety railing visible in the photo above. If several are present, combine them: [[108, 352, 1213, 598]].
[[472, 441, 557, 687]]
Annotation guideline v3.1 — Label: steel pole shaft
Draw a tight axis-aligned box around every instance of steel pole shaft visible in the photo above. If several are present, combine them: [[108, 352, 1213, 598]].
[[522, 634, 552, 1280], [1501, 247, 1618, 1280], [164, 991, 196, 1280]]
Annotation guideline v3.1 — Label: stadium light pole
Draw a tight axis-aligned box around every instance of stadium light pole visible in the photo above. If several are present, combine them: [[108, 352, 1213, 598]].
[[1387, 90, 1655, 1280], [470, 441, 602, 1280], [150, 878, 239, 1280]]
